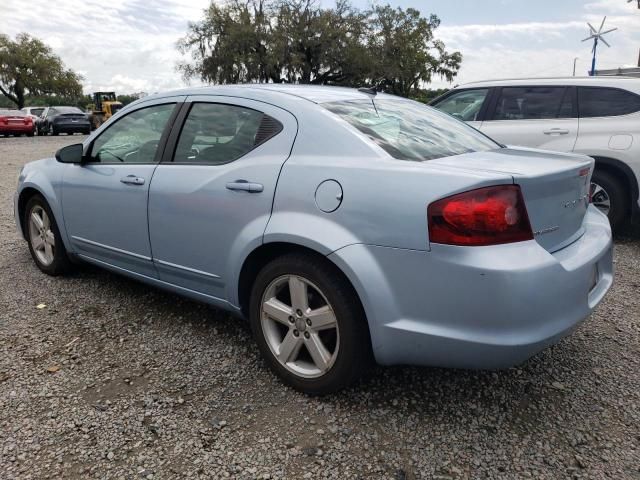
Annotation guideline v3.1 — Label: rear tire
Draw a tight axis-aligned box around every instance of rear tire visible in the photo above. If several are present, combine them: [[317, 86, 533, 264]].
[[591, 169, 627, 233], [24, 195, 72, 276], [249, 253, 372, 395], [49, 124, 58, 136]]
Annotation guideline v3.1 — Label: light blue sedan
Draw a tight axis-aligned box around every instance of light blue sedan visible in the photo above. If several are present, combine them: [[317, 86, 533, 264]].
[[14, 85, 613, 394]]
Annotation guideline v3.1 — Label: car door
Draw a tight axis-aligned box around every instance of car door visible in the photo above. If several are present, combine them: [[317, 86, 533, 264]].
[[40, 108, 52, 134], [148, 96, 297, 301], [61, 99, 183, 277], [430, 88, 491, 130], [479, 86, 578, 151]]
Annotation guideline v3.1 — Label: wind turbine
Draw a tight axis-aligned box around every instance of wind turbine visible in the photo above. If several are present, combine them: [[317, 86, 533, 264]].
[[582, 16, 617, 76], [628, 0, 640, 9]]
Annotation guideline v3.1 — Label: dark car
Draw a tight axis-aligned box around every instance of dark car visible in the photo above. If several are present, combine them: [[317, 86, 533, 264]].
[[0, 109, 34, 137], [38, 106, 91, 136]]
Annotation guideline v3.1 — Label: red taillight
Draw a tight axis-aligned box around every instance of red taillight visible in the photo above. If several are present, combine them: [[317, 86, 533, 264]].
[[0, 116, 6, 125], [24, 117, 32, 125], [428, 185, 533, 246]]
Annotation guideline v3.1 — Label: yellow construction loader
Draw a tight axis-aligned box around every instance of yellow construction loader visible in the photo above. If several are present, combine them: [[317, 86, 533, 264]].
[[86, 92, 123, 130]]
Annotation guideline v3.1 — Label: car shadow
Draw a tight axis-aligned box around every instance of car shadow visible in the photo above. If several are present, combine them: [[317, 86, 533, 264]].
[[19, 248, 628, 448]]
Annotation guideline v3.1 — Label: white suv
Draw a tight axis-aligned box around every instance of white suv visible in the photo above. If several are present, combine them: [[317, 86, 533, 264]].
[[431, 77, 640, 232]]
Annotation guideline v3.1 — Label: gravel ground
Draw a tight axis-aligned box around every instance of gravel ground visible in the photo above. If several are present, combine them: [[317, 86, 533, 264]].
[[1, 135, 639, 480]]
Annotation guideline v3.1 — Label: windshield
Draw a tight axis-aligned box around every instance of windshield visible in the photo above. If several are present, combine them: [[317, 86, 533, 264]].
[[323, 98, 499, 161]]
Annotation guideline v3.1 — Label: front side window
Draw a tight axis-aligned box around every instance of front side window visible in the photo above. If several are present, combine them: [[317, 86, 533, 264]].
[[89, 103, 175, 163], [578, 87, 640, 118], [433, 89, 489, 121], [324, 98, 499, 162], [492, 87, 572, 120], [173, 103, 282, 164]]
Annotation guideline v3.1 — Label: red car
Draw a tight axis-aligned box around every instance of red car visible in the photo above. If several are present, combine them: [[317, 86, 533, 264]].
[[0, 109, 34, 137]]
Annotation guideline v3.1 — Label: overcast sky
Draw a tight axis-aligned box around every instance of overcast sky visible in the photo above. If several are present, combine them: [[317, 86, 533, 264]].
[[2, 0, 639, 94]]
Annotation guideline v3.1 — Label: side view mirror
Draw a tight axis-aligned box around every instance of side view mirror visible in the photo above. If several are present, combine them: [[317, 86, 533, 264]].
[[55, 143, 84, 164]]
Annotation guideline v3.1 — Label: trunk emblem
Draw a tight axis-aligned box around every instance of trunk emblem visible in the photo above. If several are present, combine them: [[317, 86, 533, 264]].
[[564, 194, 589, 208], [534, 226, 560, 236]]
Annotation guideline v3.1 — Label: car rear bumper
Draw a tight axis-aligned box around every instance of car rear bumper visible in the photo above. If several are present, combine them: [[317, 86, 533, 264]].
[[0, 125, 33, 134], [328, 205, 613, 369]]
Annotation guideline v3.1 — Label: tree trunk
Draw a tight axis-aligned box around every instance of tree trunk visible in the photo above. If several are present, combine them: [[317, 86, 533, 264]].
[[0, 82, 20, 108], [16, 84, 25, 109]]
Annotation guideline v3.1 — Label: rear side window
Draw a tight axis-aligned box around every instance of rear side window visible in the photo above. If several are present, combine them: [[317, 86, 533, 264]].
[[578, 87, 640, 118], [492, 87, 572, 120], [433, 89, 489, 121], [173, 103, 283, 164], [323, 98, 499, 162]]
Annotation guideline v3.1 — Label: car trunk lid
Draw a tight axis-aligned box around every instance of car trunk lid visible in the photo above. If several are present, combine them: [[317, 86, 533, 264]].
[[428, 148, 594, 252]]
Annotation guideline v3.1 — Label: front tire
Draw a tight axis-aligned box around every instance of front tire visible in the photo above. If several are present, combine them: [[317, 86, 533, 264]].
[[591, 169, 628, 233], [249, 253, 371, 395], [24, 195, 72, 276]]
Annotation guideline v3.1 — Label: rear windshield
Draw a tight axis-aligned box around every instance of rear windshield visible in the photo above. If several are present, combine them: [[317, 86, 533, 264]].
[[51, 107, 83, 115], [323, 98, 499, 161], [0, 109, 25, 116], [30, 108, 45, 116]]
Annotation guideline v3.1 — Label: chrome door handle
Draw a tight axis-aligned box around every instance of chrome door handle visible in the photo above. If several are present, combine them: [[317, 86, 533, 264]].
[[543, 128, 570, 135], [226, 180, 264, 193], [120, 175, 145, 185]]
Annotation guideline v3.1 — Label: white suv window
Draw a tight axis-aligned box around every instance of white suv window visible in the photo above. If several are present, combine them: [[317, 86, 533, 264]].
[[492, 87, 573, 120], [578, 87, 640, 118], [434, 89, 489, 121]]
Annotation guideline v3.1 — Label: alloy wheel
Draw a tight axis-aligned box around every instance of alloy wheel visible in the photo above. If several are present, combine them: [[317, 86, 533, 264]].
[[28, 206, 55, 266], [590, 182, 611, 216], [260, 275, 340, 378]]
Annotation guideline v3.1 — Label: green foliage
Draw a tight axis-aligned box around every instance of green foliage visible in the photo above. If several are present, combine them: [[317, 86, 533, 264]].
[[0, 93, 143, 111], [178, 0, 461, 97], [409, 88, 450, 104], [0, 33, 84, 109], [116, 94, 141, 106]]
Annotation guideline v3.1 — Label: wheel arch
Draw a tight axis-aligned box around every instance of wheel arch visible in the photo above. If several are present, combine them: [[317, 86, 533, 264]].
[[591, 156, 639, 217], [236, 242, 368, 334], [17, 184, 71, 250], [18, 186, 46, 240]]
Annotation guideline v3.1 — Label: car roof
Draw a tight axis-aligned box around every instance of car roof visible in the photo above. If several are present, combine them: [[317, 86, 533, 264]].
[[134, 84, 389, 107], [456, 76, 640, 93]]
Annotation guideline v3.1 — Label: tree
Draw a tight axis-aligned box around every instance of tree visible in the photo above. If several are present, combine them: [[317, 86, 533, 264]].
[[178, 0, 276, 84], [270, 0, 370, 85], [367, 6, 461, 97], [177, 0, 461, 97], [0, 33, 83, 109]]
